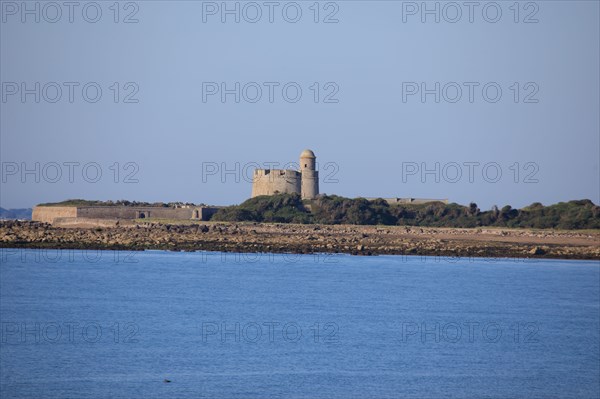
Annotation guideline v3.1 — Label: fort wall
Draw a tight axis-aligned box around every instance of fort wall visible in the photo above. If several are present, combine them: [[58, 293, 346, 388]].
[[53, 217, 136, 228], [76, 206, 195, 220], [251, 169, 301, 197], [197, 207, 221, 221], [32, 206, 78, 223], [33, 206, 222, 224]]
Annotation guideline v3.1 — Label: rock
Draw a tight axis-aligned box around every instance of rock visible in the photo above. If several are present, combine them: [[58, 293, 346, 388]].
[[529, 246, 546, 255], [357, 244, 364, 251]]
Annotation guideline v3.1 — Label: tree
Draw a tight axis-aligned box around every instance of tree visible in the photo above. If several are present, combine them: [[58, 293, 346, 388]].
[[469, 202, 479, 216]]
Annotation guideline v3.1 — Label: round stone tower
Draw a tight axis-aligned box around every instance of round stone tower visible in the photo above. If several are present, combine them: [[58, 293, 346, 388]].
[[300, 149, 319, 200]]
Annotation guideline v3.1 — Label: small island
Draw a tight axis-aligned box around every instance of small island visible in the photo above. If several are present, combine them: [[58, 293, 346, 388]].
[[3, 150, 599, 260], [1, 194, 599, 260]]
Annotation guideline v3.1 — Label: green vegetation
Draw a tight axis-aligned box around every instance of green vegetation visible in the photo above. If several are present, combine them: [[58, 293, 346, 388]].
[[212, 194, 600, 229], [37, 199, 199, 207], [212, 193, 312, 224], [38, 199, 109, 207]]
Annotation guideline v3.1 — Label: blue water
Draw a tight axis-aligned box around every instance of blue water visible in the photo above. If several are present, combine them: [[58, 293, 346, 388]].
[[1, 249, 598, 398]]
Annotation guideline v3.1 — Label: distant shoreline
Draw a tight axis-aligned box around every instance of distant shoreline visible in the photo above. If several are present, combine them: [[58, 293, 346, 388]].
[[1, 220, 599, 260]]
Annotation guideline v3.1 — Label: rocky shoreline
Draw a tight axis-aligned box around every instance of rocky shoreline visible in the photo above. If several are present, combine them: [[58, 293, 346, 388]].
[[1, 220, 599, 260]]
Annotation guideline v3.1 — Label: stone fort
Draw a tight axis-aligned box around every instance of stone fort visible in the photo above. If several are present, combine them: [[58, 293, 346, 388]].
[[251, 149, 319, 199], [251, 149, 447, 205]]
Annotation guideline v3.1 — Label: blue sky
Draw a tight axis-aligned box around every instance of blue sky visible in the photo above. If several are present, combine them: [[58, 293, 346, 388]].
[[1, 0, 599, 210]]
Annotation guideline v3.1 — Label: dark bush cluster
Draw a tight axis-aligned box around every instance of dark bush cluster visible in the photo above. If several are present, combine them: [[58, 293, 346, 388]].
[[212, 193, 312, 224], [212, 194, 600, 229]]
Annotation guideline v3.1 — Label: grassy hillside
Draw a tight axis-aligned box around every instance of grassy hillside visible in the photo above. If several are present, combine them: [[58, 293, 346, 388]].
[[37, 199, 198, 208]]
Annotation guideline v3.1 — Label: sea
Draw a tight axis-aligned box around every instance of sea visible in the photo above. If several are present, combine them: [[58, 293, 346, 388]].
[[1, 249, 599, 398]]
